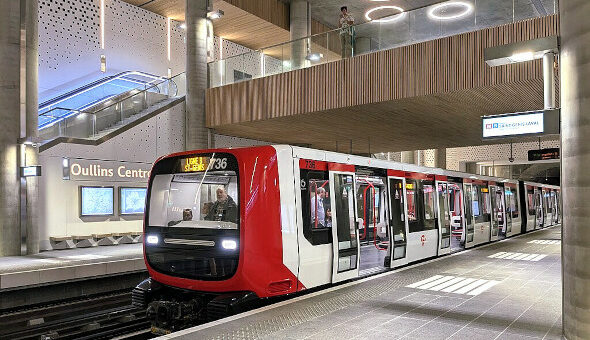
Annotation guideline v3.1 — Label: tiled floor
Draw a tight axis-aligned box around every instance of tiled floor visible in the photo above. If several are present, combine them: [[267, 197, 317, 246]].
[[160, 226, 562, 340]]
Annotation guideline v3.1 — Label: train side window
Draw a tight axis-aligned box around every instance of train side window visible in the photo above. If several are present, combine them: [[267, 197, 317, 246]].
[[509, 187, 519, 218], [527, 191, 535, 216], [423, 182, 436, 230], [300, 169, 332, 245], [407, 179, 436, 233]]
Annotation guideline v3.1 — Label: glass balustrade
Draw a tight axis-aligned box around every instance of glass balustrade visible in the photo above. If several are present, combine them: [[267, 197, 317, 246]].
[[208, 0, 556, 88], [38, 72, 186, 143]]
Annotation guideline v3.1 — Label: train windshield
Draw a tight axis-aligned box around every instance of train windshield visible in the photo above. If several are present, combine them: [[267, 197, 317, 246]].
[[148, 154, 239, 229]]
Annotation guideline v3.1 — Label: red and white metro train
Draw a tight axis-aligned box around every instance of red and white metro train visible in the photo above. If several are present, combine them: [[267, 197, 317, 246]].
[[133, 145, 561, 333]]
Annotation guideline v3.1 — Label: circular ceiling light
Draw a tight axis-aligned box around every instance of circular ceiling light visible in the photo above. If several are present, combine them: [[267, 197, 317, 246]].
[[427, 1, 474, 21], [365, 6, 406, 23]]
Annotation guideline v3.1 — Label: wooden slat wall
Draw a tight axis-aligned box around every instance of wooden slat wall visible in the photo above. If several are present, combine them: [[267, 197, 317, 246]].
[[206, 15, 559, 127]]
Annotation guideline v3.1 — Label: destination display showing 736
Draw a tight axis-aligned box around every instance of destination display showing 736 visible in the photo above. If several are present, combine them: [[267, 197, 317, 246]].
[[180, 156, 228, 172]]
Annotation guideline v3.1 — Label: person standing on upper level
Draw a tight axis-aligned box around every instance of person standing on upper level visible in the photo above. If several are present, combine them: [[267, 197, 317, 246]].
[[339, 6, 355, 58]]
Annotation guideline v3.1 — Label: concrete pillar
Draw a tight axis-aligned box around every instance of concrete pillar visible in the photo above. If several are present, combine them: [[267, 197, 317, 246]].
[[355, 37, 371, 55], [401, 151, 414, 164], [25, 0, 39, 254], [185, 0, 209, 151], [434, 148, 446, 169], [561, 0, 590, 338], [290, 0, 310, 69], [0, 1, 23, 256]]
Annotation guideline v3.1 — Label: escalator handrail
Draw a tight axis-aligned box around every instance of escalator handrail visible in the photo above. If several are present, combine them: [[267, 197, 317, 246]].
[[38, 71, 167, 111], [39, 72, 185, 129]]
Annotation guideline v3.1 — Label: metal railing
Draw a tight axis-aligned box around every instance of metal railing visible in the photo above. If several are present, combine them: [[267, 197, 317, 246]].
[[208, 0, 557, 88], [38, 72, 186, 143]]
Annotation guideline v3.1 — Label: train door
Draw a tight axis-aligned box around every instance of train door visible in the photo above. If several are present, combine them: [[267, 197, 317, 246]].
[[436, 181, 451, 256], [356, 174, 390, 275], [503, 186, 513, 237], [535, 187, 545, 229], [543, 189, 553, 227], [463, 183, 475, 248], [524, 185, 536, 232], [448, 182, 466, 252], [472, 184, 491, 246], [490, 184, 506, 241], [329, 169, 360, 283], [387, 175, 408, 268]]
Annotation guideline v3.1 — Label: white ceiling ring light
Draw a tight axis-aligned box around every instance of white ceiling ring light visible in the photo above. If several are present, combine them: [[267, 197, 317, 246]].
[[365, 6, 406, 23], [427, 1, 474, 21]]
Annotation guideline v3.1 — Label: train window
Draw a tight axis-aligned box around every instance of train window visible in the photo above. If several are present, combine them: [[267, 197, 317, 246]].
[[300, 169, 332, 245], [149, 171, 240, 228], [505, 187, 519, 219], [527, 191, 535, 216], [407, 180, 436, 233]]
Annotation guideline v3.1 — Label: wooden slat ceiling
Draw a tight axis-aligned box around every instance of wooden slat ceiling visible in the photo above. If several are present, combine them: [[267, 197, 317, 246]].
[[206, 15, 560, 154]]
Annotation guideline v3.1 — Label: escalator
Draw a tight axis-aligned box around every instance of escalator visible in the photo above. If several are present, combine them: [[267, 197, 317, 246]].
[[38, 71, 186, 148]]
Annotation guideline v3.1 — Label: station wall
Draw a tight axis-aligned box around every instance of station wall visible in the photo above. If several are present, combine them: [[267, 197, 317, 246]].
[[38, 0, 280, 102], [446, 139, 560, 171]]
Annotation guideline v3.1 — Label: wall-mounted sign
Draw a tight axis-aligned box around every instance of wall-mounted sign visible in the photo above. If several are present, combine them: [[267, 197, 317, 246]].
[[65, 159, 152, 182], [482, 111, 544, 138], [528, 148, 560, 161], [21, 165, 42, 177]]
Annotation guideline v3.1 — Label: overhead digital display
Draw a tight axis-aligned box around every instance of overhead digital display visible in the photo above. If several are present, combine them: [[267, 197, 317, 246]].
[[80, 186, 114, 216], [120, 187, 147, 215], [482, 111, 544, 138], [181, 156, 211, 172], [528, 148, 560, 161]]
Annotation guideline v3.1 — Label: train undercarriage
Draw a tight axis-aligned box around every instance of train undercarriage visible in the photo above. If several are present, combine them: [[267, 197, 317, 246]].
[[132, 278, 259, 334]]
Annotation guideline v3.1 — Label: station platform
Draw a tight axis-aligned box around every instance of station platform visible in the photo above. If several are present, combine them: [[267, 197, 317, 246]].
[[0, 243, 144, 290], [158, 227, 562, 340]]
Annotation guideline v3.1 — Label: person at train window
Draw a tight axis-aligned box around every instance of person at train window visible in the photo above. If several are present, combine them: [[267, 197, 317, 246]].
[[167, 208, 193, 226], [205, 187, 238, 223], [311, 187, 331, 228]]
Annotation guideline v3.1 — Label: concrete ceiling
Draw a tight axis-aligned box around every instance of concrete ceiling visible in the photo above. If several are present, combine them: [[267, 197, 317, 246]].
[[283, 0, 554, 29]]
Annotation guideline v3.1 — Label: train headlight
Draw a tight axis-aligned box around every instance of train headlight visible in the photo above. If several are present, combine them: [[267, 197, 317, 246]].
[[221, 239, 237, 250], [146, 235, 159, 245]]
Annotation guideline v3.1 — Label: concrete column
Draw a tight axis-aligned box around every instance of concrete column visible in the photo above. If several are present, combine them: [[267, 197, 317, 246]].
[[355, 37, 371, 55], [401, 151, 414, 164], [185, 0, 209, 151], [290, 0, 310, 69], [543, 52, 556, 109], [561, 1, 590, 338], [434, 148, 446, 169], [25, 0, 39, 254], [0, 1, 23, 256]]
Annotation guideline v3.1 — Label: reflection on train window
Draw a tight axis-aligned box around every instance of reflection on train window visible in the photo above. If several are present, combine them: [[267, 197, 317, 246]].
[[505, 187, 519, 218], [150, 171, 239, 228], [407, 180, 436, 233], [527, 191, 535, 216], [300, 169, 332, 245]]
